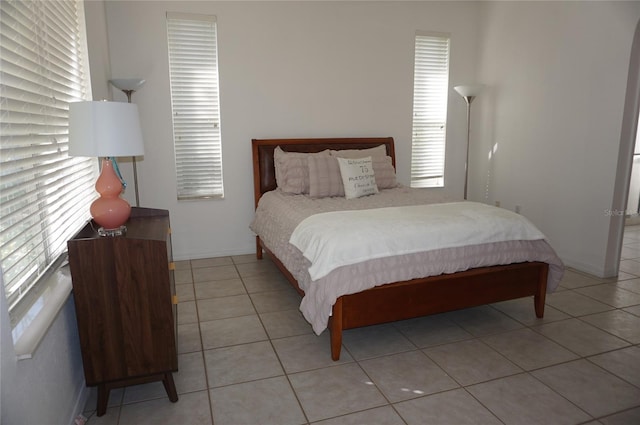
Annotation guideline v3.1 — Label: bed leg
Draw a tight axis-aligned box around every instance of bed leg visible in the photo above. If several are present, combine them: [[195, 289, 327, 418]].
[[330, 298, 343, 361], [256, 236, 263, 260], [534, 293, 545, 318], [534, 264, 548, 318]]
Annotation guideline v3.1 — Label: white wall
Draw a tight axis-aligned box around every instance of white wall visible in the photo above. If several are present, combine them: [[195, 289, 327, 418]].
[[0, 284, 86, 425], [626, 121, 640, 219], [103, 0, 483, 261], [472, 1, 640, 277], [106, 1, 640, 276], [85, 0, 112, 101]]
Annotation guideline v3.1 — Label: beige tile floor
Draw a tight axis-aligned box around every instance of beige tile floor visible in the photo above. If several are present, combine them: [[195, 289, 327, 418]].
[[83, 228, 640, 425]]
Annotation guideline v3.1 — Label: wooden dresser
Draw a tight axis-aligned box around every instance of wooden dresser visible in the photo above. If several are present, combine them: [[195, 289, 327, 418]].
[[67, 207, 178, 416]]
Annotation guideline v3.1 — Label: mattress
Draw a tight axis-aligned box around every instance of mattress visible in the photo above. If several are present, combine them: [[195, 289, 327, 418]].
[[250, 187, 564, 334]]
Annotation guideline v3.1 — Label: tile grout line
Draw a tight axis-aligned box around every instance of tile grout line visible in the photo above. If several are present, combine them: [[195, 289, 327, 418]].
[[188, 260, 217, 425], [233, 256, 312, 425], [84, 247, 640, 424]]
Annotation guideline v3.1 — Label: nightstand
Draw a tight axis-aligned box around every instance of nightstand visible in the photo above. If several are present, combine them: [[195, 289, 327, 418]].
[[68, 207, 178, 416]]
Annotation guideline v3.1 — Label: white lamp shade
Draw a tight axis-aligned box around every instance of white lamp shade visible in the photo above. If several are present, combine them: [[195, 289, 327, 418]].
[[454, 84, 484, 98], [109, 78, 146, 91], [69, 101, 145, 157]]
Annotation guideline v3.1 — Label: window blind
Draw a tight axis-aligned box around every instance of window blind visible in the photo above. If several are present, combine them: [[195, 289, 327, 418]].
[[410, 33, 450, 188], [166, 12, 224, 200], [0, 0, 96, 313]]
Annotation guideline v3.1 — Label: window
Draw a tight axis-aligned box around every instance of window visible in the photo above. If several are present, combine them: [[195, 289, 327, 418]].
[[0, 0, 96, 316], [410, 32, 450, 188], [166, 13, 224, 200]]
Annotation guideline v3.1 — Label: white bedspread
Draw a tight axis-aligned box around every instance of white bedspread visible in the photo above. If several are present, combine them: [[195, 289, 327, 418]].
[[290, 201, 547, 280]]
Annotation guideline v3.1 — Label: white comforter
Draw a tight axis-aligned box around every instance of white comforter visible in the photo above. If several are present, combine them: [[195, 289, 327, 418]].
[[290, 201, 546, 280]]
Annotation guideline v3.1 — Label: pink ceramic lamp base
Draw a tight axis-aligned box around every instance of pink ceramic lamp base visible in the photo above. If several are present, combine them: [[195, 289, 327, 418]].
[[91, 158, 131, 236]]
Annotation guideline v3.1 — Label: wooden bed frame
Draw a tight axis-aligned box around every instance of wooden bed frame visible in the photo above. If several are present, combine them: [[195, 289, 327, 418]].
[[251, 137, 549, 360]]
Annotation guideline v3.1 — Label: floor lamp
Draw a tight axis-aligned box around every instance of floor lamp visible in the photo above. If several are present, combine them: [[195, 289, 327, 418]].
[[109, 78, 146, 207], [454, 84, 484, 200]]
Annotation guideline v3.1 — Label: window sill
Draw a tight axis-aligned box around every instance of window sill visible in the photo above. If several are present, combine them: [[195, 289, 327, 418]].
[[11, 264, 73, 360]]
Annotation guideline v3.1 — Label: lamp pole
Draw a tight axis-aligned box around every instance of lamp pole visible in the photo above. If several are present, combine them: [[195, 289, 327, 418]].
[[109, 79, 145, 207], [125, 93, 140, 208], [462, 95, 475, 200], [454, 84, 483, 201]]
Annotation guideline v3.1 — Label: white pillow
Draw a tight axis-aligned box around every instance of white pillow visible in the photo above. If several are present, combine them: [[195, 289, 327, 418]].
[[330, 144, 387, 159], [337, 156, 379, 199]]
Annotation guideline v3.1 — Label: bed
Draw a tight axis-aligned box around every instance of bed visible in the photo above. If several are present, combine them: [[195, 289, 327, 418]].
[[250, 137, 564, 360]]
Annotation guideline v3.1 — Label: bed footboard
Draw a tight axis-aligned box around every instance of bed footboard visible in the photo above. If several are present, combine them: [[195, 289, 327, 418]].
[[328, 261, 549, 360], [258, 234, 548, 361]]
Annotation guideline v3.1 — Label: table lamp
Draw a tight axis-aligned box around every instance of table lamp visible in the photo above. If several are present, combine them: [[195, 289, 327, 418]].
[[69, 101, 145, 236]]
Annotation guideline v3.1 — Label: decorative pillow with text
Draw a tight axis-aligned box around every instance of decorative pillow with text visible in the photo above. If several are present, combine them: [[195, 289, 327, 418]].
[[337, 156, 379, 199]]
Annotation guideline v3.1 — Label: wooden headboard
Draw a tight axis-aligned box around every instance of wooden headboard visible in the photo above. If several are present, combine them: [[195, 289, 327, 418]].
[[251, 137, 396, 208]]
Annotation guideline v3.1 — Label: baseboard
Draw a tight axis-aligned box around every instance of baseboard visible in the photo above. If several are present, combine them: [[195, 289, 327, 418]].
[[68, 383, 90, 425], [560, 258, 612, 279], [626, 214, 640, 226]]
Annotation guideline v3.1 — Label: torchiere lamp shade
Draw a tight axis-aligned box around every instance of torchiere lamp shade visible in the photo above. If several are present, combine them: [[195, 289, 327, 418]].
[[454, 84, 484, 99], [109, 78, 146, 92]]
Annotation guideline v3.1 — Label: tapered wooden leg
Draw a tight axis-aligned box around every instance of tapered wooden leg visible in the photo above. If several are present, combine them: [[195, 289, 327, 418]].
[[330, 298, 343, 361], [256, 236, 263, 260], [162, 373, 179, 403], [96, 384, 109, 417], [534, 264, 549, 318], [534, 294, 545, 317]]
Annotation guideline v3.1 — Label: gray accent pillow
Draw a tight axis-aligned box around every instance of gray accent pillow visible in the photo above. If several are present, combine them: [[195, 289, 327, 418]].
[[274, 146, 330, 194], [308, 155, 345, 198]]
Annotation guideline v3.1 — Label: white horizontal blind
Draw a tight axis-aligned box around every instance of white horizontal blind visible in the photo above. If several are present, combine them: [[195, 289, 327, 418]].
[[0, 0, 96, 312], [410, 33, 450, 188], [166, 13, 224, 200]]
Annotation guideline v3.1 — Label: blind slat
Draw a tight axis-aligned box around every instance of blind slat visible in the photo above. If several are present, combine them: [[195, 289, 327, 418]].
[[0, 0, 97, 312], [166, 13, 224, 200], [410, 33, 450, 188]]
